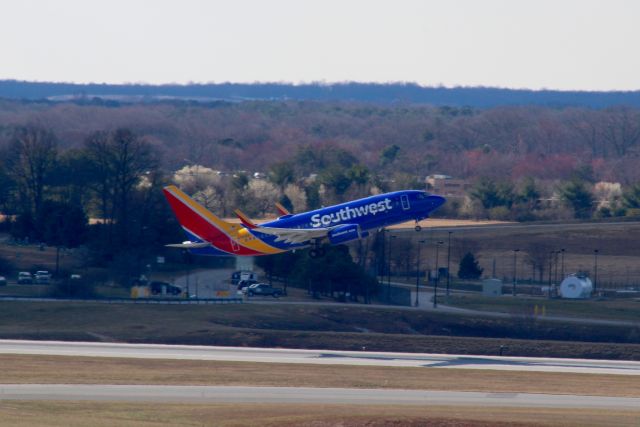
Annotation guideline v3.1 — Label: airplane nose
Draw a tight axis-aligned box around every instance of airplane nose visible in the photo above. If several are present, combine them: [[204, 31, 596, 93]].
[[429, 195, 446, 208]]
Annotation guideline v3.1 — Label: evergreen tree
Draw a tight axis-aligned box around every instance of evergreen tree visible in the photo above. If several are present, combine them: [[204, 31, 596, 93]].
[[255, 245, 377, 301], [380, 144, 400, 166], [305, 182, 321, 210], [622, 183, 640, 209], [278, 194, 293, 214], [268, 161, 295, 189], [470, 178, 514, 209], [458, 252, 483, 280], [518, 177, 540, 207], [559, 180, 594, 219]]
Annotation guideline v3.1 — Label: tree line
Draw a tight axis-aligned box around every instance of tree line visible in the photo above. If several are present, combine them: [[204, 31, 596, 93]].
[[2, 99, 640, 187], [3, 80, 640, 108], [0, 125, 181, 282], [1, 98, 640, 283]]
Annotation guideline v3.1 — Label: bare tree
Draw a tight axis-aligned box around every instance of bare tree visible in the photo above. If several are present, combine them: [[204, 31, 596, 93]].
[[524, 242, 554, 283], [7, 125, 58, 215], [84, 129, 157, 247], [602, 107, 640, 157], [566, 108, 603, 158], [284, 184, 307, 213], [245, 179, 280, 217]]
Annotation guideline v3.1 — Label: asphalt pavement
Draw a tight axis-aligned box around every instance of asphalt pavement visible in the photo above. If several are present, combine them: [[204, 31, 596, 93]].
[[1, 340, 639, 376], [172, 268, 235, 298], [0, 384, 638, 408]]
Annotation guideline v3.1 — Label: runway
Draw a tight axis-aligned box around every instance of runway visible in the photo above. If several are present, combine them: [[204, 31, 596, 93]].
[[0, 384, 639, 409], [1, 339, 640, 376]]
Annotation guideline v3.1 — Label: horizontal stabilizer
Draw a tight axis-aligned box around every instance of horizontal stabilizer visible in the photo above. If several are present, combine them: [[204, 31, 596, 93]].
[[165, 241, 211, 249], [234, 209, 257, 229], [275, 202, 291, 216]]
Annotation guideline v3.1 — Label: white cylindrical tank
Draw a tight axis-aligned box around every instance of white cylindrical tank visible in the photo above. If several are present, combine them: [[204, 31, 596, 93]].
[[560, 275, 593, 299]]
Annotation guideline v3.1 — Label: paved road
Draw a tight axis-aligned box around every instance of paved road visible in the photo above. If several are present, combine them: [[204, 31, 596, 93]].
[[2, 340, 639, 376], [1, 384, 639, 409], [394, 220, 640, 233], [172, 268, 235, 298]]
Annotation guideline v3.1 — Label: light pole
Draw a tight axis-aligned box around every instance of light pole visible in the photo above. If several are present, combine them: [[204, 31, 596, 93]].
[[512, 249, 520, 296], [379, 229, 386, 284], [554, 250, 559, 285], [548, 251, 554, 298], [434, 240, 444, 308], [415, 240, 426, 307], [183, 250, 191, 298], [446, 231, 452, 297], [594, 249, 599, 294], [387, 234, 396, 303], [560, 248, 565, 282]]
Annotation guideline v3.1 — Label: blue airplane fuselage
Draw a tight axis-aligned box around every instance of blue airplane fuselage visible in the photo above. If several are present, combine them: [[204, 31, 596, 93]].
[[252, 190, 446, 250]]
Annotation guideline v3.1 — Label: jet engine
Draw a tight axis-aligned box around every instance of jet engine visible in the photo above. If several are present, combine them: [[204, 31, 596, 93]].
[[328, 224, 368, 245]]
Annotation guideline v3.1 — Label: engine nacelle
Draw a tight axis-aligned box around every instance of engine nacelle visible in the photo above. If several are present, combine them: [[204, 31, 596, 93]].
[[328, 224, 368, 245]]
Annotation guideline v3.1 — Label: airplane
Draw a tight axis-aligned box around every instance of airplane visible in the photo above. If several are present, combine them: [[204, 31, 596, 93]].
[[163, 185, 446, 258]]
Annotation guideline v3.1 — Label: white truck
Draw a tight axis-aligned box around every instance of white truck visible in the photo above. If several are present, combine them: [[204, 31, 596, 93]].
[[231, 270, 258, 285]]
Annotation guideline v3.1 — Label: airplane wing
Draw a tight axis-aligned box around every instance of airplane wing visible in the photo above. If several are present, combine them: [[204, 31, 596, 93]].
[[253, 226, 331, 244]]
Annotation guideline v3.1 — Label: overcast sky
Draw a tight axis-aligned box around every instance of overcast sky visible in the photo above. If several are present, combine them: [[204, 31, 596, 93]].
[[1, 0, 638, 90]]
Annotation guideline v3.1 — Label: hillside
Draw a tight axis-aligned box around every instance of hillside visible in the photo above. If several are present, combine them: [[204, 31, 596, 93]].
[[3, 80, 640, 108]]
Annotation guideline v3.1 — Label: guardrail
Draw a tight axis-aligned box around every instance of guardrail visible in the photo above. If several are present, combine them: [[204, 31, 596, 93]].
[[0, 296, 243, 304]]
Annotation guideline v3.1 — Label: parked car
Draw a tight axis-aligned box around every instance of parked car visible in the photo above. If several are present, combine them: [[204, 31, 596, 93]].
[[34, 270, 51, 284], [0, 276, 6, 286], [149, 281, 183, 296], [244, 283, 283, 298], [237, 278, 259, 291], [17, 272, 33, 284]]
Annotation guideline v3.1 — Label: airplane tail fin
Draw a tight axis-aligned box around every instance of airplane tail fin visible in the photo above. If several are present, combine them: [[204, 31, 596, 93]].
[[234, 209, 258, 229], [162, 185, 234, 242]]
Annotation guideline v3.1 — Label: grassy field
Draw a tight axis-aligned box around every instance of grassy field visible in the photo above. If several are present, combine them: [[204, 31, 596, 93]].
[[393, 221, 640, 287], [2, 402, 639, 427], [0, 284, 131, 298], [1, 354, 639, 427], [445, 294, 640, 322], [4, 220, 640, 286], [0, 241, 82, 273], [1, 301, 640, 359], [1, 354, 639, 397], [0, 284, 51, 297]]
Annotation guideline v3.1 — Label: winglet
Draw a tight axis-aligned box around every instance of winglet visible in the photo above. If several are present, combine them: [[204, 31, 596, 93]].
[[234, 209, 257, 229], [275, 202, 291, 216]]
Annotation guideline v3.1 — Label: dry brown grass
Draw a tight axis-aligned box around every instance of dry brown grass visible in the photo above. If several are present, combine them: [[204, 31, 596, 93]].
[[0, 402, 638, 427], [1, 301, 639, 360], [388, 221, 640, 285], [1, 354, 639, 397], [0, 242, 83, 272]]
